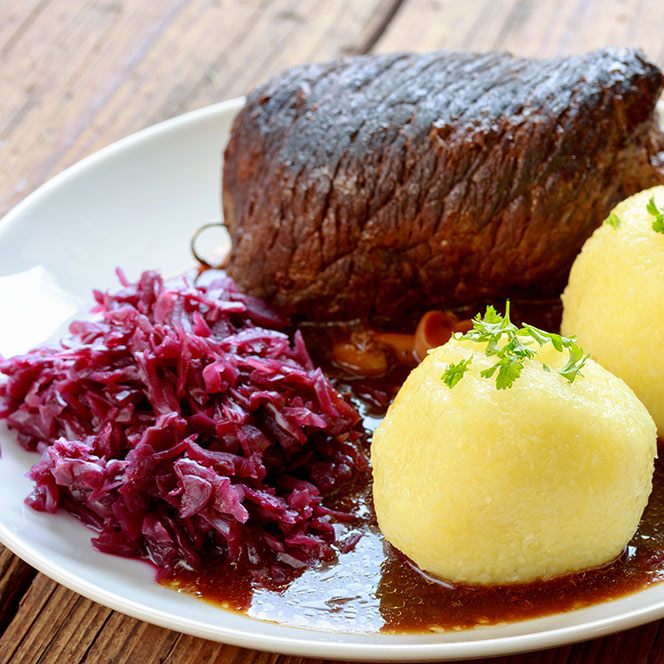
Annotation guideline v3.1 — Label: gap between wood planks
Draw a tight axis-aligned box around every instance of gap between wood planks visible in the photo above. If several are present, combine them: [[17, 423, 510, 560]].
[[352, 0, 406, 54]]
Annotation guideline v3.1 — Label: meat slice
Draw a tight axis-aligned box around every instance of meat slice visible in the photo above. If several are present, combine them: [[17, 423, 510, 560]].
[[222, 48, 664, 323]]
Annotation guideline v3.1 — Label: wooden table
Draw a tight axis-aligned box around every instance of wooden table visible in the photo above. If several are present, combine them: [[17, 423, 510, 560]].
[[2, 1, 664, 662]]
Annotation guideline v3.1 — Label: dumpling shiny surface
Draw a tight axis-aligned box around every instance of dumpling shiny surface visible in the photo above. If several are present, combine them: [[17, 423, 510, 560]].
[[562, 185, 664, 436], [371, 338, 656, 585]]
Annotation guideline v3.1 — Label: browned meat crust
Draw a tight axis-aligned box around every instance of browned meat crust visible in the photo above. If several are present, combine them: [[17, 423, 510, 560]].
[[222, 48, 664, 323]]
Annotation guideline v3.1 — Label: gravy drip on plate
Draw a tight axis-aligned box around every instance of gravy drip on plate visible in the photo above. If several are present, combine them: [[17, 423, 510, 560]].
[[165, 311, 664, 634]]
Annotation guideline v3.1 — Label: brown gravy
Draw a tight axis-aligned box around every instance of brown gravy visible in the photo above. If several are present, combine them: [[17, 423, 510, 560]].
[[164, 312, 664, 634], [166, 440, 664, 634]]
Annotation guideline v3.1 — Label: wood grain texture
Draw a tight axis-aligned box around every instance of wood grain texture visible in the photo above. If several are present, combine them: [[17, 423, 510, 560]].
[[0, 0, 400, 216], [3, 0, 664, 663], [376, 0, 664, 66], [0, 548, 36, 636]]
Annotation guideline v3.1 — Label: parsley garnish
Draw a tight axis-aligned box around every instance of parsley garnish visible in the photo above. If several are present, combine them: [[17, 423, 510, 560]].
[[441, 357, 472, 388], [646, 197, 664, 234], [605, 211, 622, 229], [441, 302, 589, 390]]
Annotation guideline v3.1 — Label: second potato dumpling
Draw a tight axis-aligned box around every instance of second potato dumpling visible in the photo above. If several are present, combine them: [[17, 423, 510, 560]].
[[371, 333, 656, 585], [562, 185, 664, 436]]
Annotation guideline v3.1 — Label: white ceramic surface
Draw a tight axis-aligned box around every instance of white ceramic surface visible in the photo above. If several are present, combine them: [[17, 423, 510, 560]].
[[1, 99, 664, 661]]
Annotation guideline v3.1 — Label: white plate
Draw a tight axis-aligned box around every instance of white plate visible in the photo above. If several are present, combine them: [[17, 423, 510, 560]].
[[1, 99, 664, 662]]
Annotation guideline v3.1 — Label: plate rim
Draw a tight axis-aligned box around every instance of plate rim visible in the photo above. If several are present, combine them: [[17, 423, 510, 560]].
[[1, 99, 664, 662]]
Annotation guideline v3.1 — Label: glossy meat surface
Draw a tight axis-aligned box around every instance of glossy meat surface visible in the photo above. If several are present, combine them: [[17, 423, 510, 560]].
[[223, 48, 664, 322]]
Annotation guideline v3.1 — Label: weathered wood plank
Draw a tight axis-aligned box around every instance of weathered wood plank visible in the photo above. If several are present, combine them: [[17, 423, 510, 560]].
[[0, 548, 36, 636], [375, 0, 664, 67], [0, 0, 51, 54], [0, 574, 59, 663], [161, 634, 280, 664], [79, 612, 180, 664], [0, 0, 400, 217], [374, 0, 522, 55], [24, 591, 112, 664]]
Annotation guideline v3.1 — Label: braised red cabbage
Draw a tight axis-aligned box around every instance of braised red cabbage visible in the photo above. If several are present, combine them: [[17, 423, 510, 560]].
[[0, 270, 366, 581]]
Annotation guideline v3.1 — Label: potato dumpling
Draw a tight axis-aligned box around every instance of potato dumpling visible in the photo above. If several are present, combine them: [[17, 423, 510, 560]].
[[562, 186, 664, 435], [371, 338, 656, 585]]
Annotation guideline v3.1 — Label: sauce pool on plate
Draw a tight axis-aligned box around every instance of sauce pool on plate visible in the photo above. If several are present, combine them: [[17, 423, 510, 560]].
[[165, 329, 664, 634]]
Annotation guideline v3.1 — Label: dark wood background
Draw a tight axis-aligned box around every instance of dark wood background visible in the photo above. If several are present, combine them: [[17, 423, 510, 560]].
[[2, 1, 664, 662]]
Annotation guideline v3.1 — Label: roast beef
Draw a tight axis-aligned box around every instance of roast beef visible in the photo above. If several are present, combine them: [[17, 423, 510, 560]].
[[222, 48, 664, 323]]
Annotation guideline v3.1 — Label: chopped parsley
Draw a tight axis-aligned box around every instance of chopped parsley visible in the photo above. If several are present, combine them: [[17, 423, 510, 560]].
[[605, 210, 622, 229], [441, 357, 472, 388], [646, 197, 664, 234], [441, 302, 589, 390]]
